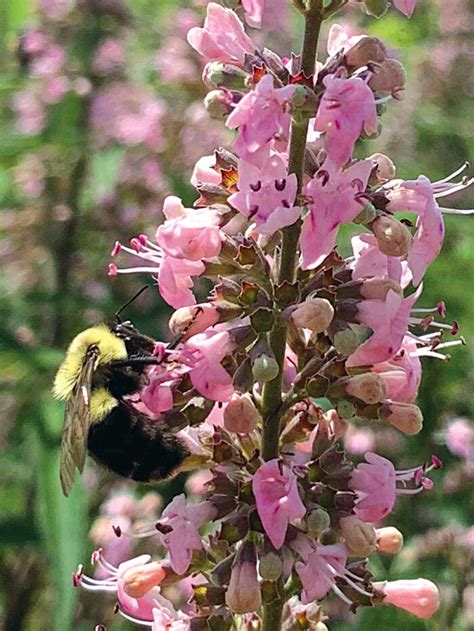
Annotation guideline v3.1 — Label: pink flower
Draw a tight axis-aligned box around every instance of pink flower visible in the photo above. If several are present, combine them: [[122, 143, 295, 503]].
[[315, 75, 377, 169], [140, 364, 180, 415], [190, 155, 222, 188], [344, 425, 376, 455], [180, 330, 235, 402], [226, 74, 296, 167], [375, 579, 440, 619], [93, 38, 125, 75], [158, 495, 215, 574], [351, 233, 412, 288], [252, 459, 306, 549], [242, 0, 265, 28], [228, 153, 300, 234], [349, 452, 437, 523], [392, 0, 417, 18], [371, 336, 422, 403], [76, 552, 163, 623], [152, 603, 191, 630], [295, 543, 349, 603], [326, 23, 365, 57], [386, 176, 444, 286], [350, 452, 397, 523], [346, 284, 423, 367], [156, 196, 223, 261], [187, 3, 255, 66], [445, 418, 474, 461], [159, 256, 205, 308], [300, 160, 373, 269]]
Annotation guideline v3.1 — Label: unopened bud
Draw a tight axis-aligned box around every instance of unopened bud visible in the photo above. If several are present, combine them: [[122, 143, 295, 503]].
[[376, 526, 404, 554], [204, 89, 234, 119], [169, 303, 220, 338], [224, 393, 262, 433], [252, 354, 279, 383], [258, 551, 283, 581], [203, 61, 249, 90], [340, 516, 377, 557], [290, 298, 335, 333], [378, 402, 423, 435], [360, 278, 402, 300], [369, 153, 396, 183], [307, 508, 331, 535], [369, 59, 406, 93], [364, 0, 390, 17], [345, 373, 387, 404], [371, 214, 413, 257], [373, 579, 440, 620], [345, 36, 387, 70], [354, 201, 377, 225], [121, 562, 166, 599], [225, 541, 262, 614]]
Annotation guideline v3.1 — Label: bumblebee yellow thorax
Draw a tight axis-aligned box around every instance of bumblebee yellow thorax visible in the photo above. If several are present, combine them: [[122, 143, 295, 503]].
[[53, 325, 127, 400], [89, 388, 119, 422]]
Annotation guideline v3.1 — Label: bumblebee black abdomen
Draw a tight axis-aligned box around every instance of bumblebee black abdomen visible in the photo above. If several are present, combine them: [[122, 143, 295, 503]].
[[87, 402, 189, 482]]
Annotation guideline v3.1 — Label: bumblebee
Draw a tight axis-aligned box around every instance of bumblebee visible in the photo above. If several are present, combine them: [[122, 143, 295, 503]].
[[53, 303, 188, 496]]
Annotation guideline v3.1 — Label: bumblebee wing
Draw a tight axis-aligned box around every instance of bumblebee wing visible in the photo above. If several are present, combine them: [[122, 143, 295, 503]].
[[60, 345, 99, 496]]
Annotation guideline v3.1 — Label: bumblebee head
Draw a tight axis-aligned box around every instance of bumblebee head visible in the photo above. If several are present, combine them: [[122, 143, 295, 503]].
[[53, 325, 127, 401]]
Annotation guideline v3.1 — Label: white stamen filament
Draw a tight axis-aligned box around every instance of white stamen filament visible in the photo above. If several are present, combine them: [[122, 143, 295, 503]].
[[435, 162, 469, 184], [113, 267, 160, 275]]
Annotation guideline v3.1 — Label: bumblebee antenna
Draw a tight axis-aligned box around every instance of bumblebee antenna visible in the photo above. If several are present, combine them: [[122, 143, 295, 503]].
[[115, 285, 149, 321]]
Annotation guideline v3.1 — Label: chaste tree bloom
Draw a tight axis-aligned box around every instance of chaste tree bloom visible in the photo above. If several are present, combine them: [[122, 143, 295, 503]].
[[73, 0, 472, 628]]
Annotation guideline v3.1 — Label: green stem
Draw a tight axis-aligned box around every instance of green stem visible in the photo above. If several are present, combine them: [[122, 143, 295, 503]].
[[260, 2, 324, 629]]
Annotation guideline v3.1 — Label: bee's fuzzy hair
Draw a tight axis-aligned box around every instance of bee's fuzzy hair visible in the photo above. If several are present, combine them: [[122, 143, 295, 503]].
[[53, 326, 127, 400]]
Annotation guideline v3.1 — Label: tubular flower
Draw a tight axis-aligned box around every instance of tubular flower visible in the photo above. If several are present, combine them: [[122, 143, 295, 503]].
[[226, 74, 296, 167], [349, 452, 440, 523], [300, 160, 373, 270], [158, 495, 217, 575], [350, 233, 412, 288], [187, 2, 255, 66], [374, 578, 440, 619], [74, 552, 164, 624], [156, 195, 223, 261], [228, 153, 300, 234], [347, 284, 423, 368], [179, 330, 235, 402], [294, 541, 373, 605], [314, 75, 377, 169], [252, 459, 306, 549], [371, 336, 422, 403], [108, 236, 205, 308]]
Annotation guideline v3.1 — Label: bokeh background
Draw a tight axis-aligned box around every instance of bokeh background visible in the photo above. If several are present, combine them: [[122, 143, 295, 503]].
[[0, 1, 472, 629]]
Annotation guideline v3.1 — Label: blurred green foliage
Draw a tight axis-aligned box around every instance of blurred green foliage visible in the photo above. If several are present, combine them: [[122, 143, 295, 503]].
[[0, 1, 472, 630]]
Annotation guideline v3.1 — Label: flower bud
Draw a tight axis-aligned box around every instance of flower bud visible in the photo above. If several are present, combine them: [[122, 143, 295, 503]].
[[204, 89, 234, 119], [307, 508, 331, 535], [258, 551, 283, 581], [121, 561, 166, 599], [225, 541, 262, 614], [369, 153, 396, 183], [345, 373, 388, 404], [224, 393, 262, 433], [376, 526, 404, 554], [369, 59, 406, 93], [364, 0, 390, 17], [340, 516, 377, 557], [169, 303, 220, 338], [378, 402, 423, 435], [360, 278, 402, 300], [252, 354, 279, 383], [345, 36, 387, 70], [374, 579, 440, 619], [290, 298, 335, 333], [203, 61, 249, 90], [371, 215, 413, 257]]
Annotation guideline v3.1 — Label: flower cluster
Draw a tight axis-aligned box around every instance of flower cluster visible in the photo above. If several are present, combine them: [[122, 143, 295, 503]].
[[74, 1, 473, 629]]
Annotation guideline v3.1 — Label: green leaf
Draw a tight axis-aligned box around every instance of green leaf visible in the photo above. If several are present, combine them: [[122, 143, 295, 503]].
[[4, 0, 34, 33], [35, 398, 88, 631]]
